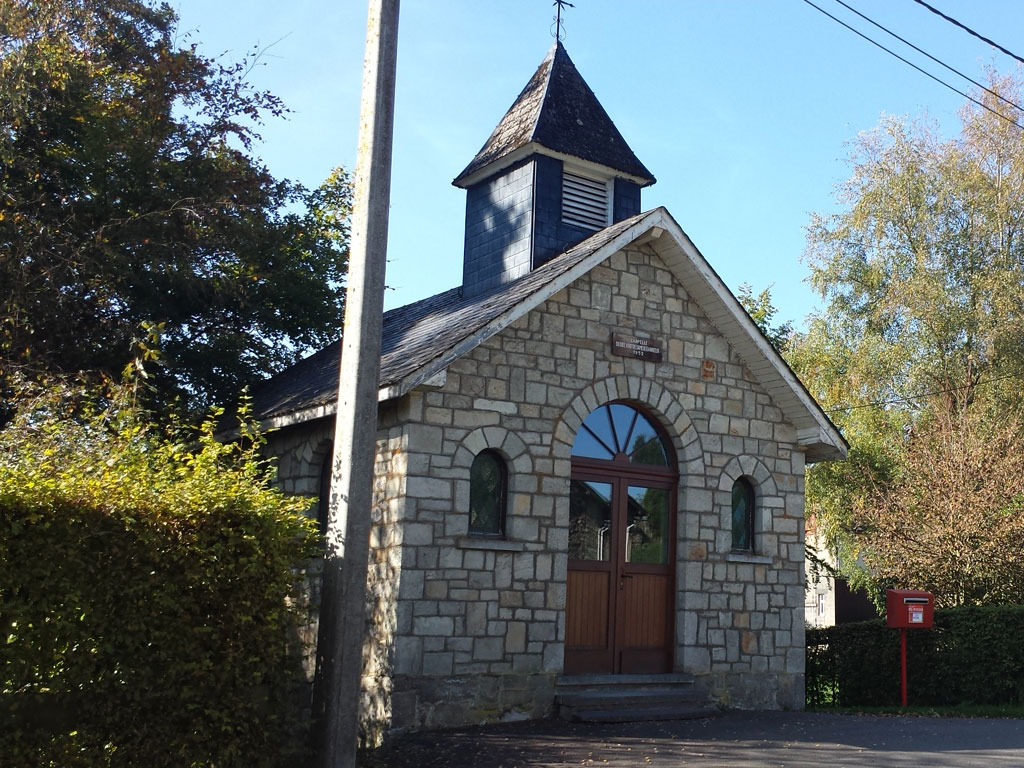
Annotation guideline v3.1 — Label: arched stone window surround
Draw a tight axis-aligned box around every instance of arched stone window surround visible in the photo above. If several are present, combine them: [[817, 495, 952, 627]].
[[551, 376, 703, 479], [717, 455, 779, 558], [452, 427, 533, 540]]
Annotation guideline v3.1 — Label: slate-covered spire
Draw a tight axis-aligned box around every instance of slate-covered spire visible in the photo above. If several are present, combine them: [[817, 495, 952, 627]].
[[456, 42, 654, 298], [453, 41, 655, 188]]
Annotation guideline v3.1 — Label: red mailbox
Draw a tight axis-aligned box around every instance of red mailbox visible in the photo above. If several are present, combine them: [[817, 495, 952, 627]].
[[886, 589, 935, 706], [886, 589, 934, 629]]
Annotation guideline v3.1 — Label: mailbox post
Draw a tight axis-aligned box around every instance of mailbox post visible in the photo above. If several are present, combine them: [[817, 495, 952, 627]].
[[886, 589, 934, 706]]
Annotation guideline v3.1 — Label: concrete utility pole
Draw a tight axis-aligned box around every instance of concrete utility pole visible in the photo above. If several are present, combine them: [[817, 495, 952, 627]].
[[319, 1, 399, 767]]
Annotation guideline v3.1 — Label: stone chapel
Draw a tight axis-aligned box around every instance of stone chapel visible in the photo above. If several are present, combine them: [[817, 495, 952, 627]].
[[253, 41, 847, 740]]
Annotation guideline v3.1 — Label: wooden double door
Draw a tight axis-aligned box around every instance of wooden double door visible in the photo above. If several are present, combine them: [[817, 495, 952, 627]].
[[564, 461, 675, 675]]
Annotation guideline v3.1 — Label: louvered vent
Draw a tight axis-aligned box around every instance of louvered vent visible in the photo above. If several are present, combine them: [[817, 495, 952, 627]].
[[562, 170, 610, 230]]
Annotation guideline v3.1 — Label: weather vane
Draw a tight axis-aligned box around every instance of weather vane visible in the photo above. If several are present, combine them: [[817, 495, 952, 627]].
[[552, 0, 574, 42]]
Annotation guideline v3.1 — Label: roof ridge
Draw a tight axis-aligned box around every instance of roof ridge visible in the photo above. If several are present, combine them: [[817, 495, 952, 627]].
[[526, 41, 559, 145]]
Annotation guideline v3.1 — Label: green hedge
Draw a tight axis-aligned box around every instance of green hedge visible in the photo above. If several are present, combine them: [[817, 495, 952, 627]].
[[0, 390, 317, 767], [807, 606, 1024, 707]]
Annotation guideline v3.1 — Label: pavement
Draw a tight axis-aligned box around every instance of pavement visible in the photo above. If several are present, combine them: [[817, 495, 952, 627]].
[[361, 711, 1024, 768]]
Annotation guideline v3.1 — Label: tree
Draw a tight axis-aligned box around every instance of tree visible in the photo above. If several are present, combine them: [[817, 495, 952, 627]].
[[737, 282, 793, 352], [0, 0, 350, 411], [791, 72, 1024, 602], [852, 399, 1024, 606], [801, 72, 1024, 410]]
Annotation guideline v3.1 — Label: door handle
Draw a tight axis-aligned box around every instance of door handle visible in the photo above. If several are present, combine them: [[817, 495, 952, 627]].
[[618, 574, 633, 589]]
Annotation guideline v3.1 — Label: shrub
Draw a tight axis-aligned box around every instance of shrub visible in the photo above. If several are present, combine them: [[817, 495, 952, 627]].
[[0, 382, 317, 766], [806, 620, 898, 707], [807, 606, 1024, 708]]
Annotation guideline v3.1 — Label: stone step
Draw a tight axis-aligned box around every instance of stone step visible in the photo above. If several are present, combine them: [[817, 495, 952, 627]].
[[560, 704, 719, 723], [554, 673, 716, 724], [556, 686, 705, 709], [555, 672, 696, 690]]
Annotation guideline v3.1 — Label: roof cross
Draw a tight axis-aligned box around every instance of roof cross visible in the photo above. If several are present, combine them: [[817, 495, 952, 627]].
[[552, 0, 574, 42]]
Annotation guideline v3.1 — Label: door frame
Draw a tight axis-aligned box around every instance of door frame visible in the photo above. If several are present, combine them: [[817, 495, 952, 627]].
[[564, 404, 677, 676]]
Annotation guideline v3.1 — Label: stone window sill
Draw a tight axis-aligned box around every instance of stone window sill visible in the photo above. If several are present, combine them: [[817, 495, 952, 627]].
[[457, 537, 524, 552], [726, 552, 772, 565]]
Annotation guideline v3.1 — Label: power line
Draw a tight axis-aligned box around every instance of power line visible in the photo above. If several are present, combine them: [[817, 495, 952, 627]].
[[832, 0, 1024, 114], [826, 372, 1020, 415], [798, 0, 1023, 131], [911, 0, 1024, 68]]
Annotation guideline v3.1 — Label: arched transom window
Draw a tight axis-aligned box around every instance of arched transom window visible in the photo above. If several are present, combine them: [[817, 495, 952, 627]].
[[571, 402, 669, 466]]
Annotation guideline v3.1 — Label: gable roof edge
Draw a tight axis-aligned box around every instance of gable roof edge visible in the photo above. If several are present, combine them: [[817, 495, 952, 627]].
[[384, 210, 666, 402], [646, 211, 847, 463], [254, 208, 846, 464]]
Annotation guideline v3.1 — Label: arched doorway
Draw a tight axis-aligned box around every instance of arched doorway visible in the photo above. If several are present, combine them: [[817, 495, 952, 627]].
[[564, 402, 677, 675]]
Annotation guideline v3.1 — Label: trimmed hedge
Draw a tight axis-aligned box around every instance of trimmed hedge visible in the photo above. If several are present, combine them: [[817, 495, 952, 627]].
[[0, 389, 317, 767], [807, 606, 1024, 707]]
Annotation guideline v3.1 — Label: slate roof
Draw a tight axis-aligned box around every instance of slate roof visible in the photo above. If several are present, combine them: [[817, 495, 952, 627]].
[[452, 42, 655, 188], [251, 212, 648, 423]]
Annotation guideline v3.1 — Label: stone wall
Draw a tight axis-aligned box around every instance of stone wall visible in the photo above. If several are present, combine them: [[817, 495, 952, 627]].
[[264, 419, 332, 688], [270, 241, 810, 739], [264, 400, 410, 747], [388, 243, 807, 723]]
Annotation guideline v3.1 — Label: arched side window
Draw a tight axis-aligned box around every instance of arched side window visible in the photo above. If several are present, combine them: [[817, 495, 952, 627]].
[[469, 450, 507, 537], [731, 477, 755, 552], [317, 443, 333, 537]]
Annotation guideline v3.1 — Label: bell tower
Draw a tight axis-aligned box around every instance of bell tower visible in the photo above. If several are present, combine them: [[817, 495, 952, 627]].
[[454, 42, 656, 297]]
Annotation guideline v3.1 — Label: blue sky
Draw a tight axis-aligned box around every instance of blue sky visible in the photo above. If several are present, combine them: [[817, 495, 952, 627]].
[[172, 0, 1022, 328]]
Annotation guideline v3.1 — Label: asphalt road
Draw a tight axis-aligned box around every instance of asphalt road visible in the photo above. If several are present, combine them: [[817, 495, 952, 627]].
[[362, 711, 1024, 768]]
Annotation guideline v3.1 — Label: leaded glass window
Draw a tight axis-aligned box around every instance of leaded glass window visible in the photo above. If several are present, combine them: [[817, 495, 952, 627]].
[[731, 477, 755, 551], [469, 450, 507, 537]]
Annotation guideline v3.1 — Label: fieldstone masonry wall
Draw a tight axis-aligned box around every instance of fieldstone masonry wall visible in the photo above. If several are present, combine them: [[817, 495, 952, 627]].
[[264, 421, 332, 687], [271, 243, 809, 741], [265, 401, 411, 746]]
